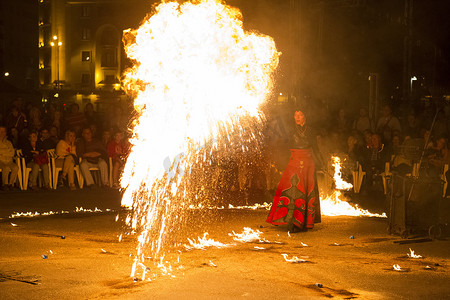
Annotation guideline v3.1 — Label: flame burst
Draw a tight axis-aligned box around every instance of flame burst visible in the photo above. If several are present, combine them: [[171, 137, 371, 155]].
[[184, 233, 233, 250], [321, 156, 387, 218], [121, 0, 279, 277], [332, 156, 353, 191], [407, 248, 422, 259]]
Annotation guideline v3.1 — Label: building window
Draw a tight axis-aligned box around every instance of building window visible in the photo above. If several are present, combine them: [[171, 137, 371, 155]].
[[81, 74, 90, 86], [81, 51, 91, 62], [81, 5, 90, 17], [81, 28, 90, 40], [43, 27, 50, 45]]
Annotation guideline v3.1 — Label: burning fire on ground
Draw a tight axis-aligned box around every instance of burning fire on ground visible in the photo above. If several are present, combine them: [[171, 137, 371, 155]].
[[121, 0, 279, 278], [407, 248, 422, 259], [321, 156, 387, 218]]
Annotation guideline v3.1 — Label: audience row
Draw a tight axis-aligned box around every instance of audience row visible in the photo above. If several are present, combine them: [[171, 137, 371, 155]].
[[0, 125, 129, 191]]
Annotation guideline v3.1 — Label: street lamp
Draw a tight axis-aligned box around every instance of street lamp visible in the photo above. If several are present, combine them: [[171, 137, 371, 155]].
[[51, 35, 62, 89], [410, 76, 417, 92]]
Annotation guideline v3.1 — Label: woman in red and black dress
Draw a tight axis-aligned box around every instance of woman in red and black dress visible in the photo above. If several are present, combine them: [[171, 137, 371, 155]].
[[266, 109, 322, 232]]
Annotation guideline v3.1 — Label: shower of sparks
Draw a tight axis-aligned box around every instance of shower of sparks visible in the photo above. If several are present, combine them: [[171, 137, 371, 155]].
[[407, 248, 422, 259], [121, 0, 279, 278]]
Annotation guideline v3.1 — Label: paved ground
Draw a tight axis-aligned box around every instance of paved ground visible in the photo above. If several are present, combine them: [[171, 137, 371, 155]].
[[0, 188, 449, 299]]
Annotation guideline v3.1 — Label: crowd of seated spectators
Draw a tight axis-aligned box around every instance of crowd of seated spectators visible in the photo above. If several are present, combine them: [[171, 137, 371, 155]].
[[0, 97, 130, 191], [312, 102, 450, 195]]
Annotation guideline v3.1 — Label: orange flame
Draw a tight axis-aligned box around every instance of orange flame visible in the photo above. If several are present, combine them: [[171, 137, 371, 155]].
[[407, 248, 422, 258], [332, 156, 353, 190], [321, 156, 387, 217], [185, 233, 233, 250]]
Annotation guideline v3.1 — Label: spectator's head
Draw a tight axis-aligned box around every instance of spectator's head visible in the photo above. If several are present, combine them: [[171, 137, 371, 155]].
[[102, 130, 111, 144], [85, 103, 94, 114], [82, 127, 93, 142], [54, 110, 62, 120], [10, 127, 19, 138], [49, 125, 59, 138], [12, 97, 23, 107], [392, 133, 402, 147], [407, 113, 416, 126], [347, 135, 357, 148], [64, 130, 76, 144], [29, 106, 41, 121], [89, 123, 98, 137], [363, 129, 373, 147], [11, 107, 19, 117], [371, 133, 383, 148], [0, 126, 7, 140], [47, 103, 57, 114], [29, 131, 38, 143], [70, 103, 80, 114], [436, 137, 448, 150], [381, 105, 392, 118], [40, 128, 50, 140], [113, 131, 124, 143]]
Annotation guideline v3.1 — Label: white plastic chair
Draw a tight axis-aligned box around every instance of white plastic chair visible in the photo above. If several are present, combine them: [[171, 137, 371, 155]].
[[352, 161, 366, 194], [442, 164, 449, 198], [16, 149, 51, 190], [12, 149, 24, 190], [48, 149, 82, 189], [109, 157, 113, 188]]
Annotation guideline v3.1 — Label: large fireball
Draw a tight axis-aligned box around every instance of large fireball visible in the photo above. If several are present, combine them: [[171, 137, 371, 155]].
[[121, 0, 279, 277]]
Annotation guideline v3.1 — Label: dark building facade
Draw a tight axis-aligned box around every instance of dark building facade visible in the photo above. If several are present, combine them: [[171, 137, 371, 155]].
[[38, 0, 152, 112], [0, 1, 39, 90]]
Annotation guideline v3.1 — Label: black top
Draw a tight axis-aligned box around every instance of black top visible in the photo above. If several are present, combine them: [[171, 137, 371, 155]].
[[290, 124, 315, 149], [22, 140, 46, 163]]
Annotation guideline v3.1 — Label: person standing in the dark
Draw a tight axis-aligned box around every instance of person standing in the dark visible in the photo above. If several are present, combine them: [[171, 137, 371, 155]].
[[266, 108, 322, 232]]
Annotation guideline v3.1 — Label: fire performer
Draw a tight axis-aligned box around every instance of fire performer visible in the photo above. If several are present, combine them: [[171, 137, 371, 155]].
[[266, 108, 322, 232]]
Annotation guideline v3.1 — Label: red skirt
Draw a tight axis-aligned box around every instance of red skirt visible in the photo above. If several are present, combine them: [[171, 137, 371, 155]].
[[266, 149, 321, 230]]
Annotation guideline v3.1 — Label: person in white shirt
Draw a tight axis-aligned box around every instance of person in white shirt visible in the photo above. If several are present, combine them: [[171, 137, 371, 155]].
[[0, 126, 19, 190]]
